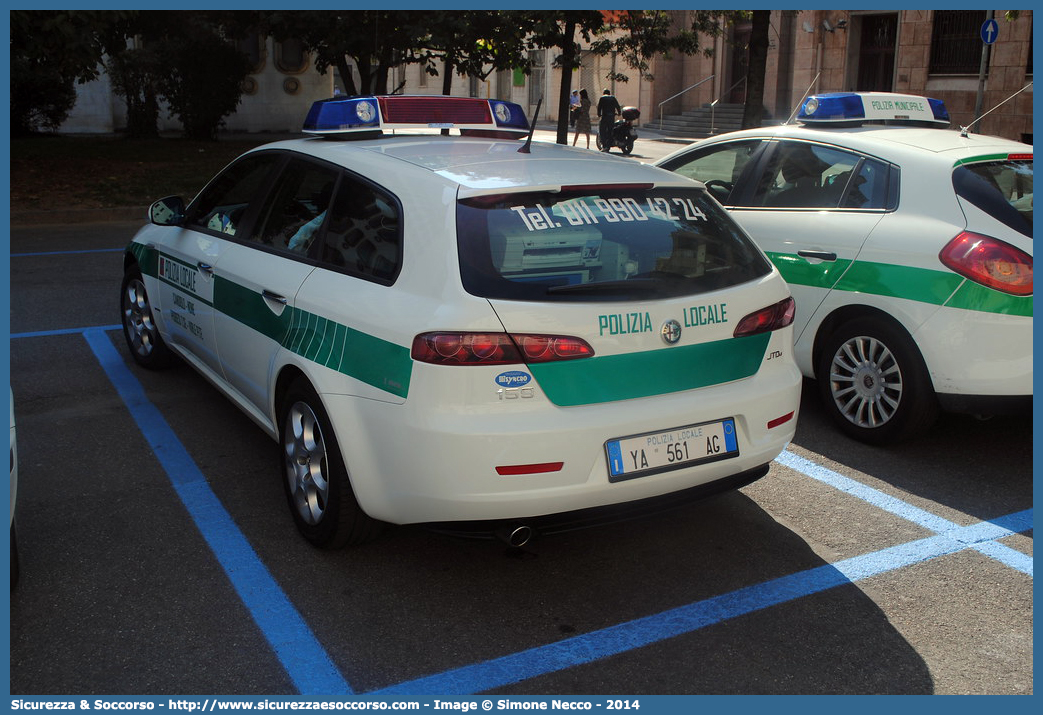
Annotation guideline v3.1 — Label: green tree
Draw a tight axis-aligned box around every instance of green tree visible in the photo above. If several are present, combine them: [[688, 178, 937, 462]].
[[10, 10, 128, 134], [512, 11, 608, 144], [10, 56, 79, 135], [104, 12, 253, 140], [263, 11, 428, 96], [155, 25, 253, 139], [421, 12, 538, 96], [517, 10, 738, 144], [107, 45, 164, 138]]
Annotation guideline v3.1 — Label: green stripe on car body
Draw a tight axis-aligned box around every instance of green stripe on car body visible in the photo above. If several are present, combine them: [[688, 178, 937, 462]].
[[832, 261, 963, 305], [765, 251, 1031, 317], [766, 252, 852, 289], [127, 242, 413, 398], [530, 333, 771, 407], [953, 153, 1016, 167], [128, 241, 158, 278], [130, 242, 776, 405], [213, 276, 413, 399], [947, 281, 1033, 317]]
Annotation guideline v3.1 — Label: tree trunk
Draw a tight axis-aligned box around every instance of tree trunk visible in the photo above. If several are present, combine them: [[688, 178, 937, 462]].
[[742, 10, 770, 129], [556, 19, 577, 145], [441, 53, 455, 95], [356, 60, 374, 95], [336, 57, 358, 96]]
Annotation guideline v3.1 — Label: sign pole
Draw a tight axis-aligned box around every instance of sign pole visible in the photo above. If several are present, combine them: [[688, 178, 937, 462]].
[[972, 11, 998, 134]]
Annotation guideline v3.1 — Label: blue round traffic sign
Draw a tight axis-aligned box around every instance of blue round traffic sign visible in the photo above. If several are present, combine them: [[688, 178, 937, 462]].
[[981, 18, 999, 45]]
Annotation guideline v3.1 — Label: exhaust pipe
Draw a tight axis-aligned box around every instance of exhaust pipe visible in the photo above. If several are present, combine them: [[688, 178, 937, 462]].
[[496, 523, 534, 548]]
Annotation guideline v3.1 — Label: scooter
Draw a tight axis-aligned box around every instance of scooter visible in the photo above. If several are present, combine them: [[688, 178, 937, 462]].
[[596, 106, 640, 155]]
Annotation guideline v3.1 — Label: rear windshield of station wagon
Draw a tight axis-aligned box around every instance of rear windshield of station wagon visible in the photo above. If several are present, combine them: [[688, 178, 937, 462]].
[[953, 158, 1033, 238], [457, 186, 772, 301]]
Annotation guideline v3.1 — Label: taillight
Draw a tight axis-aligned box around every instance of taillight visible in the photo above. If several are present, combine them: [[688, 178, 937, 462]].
[[733, 297, 796, 338], [411, 332, 594, 365], [939, 231, 1032, 296]]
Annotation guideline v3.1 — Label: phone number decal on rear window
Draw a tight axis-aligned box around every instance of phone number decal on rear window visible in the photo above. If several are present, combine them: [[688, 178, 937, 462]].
[[510, 196, 707, 232]]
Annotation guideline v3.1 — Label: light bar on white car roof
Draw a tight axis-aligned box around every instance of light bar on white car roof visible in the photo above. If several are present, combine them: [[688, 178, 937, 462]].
[[303, 95, 530, 139], [797, 92, 950, 126]]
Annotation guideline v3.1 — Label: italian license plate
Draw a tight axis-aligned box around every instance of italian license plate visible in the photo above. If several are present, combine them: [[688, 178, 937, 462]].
[[605, 418, 739, 482]]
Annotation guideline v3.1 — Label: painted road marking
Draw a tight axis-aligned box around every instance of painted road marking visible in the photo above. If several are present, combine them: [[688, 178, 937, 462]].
[[81, 327, 352, 696], [11, 248, 124, 257], [776, 449, 1032, 576], [372, 509, 1031, 695]]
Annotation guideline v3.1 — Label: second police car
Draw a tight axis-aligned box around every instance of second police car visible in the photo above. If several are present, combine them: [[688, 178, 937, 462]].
[[657, 92, 1032, 445], [120, 95, 801, 548]]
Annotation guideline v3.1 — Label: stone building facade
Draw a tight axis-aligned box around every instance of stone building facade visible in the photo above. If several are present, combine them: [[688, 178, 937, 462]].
[[646, 9, 1033, 142]]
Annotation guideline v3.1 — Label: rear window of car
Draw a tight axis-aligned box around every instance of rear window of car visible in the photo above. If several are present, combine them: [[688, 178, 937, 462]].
[[953, 159, 1032, 238], [456, 186, 772, 301]]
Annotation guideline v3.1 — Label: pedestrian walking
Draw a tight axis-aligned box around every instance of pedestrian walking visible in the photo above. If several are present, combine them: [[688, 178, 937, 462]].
[[572, 89, 592, 149], [569, 90, 580, 127], [597, 88, 621, 152]]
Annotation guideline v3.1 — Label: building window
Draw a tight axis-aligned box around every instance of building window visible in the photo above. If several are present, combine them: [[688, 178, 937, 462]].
[[528, 51, 545, 107], [275, 38, 308, 74], [237, 29, 265, 74], [929, 10, 988, 74]]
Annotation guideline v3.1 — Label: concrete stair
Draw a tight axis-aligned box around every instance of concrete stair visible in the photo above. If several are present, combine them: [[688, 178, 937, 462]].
[[643, 102, 746, 139]]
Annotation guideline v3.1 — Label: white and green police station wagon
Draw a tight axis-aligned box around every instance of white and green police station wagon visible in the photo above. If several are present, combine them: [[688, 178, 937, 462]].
[[121, 96, 801, 547], [658, 92, 1032, 445]]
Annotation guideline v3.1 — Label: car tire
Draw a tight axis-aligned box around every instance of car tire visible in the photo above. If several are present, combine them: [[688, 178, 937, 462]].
[[279, 378, 382, 548], [120, 266, 174, 369], [817, 316, 939, 445]]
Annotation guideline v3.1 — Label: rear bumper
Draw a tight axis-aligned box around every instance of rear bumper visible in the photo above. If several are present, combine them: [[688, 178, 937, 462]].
[[424, 463, 770, 540], [321, 359, 801, 524]]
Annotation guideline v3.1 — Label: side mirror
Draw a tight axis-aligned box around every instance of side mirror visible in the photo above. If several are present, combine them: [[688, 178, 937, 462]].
[[149, 196, 186, 226]]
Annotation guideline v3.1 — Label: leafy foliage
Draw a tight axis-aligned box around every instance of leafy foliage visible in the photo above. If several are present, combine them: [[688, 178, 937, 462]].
[[107, 46, 164, 139], [10, 55, 79, 135], [154, 28, 253, 140], [10, 10, 129, 134]]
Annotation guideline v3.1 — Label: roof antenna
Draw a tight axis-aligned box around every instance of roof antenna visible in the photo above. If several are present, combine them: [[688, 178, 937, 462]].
[[960, 82, 1033, 137], [784, 72, 821, 125], [518, 97, 543, 153]]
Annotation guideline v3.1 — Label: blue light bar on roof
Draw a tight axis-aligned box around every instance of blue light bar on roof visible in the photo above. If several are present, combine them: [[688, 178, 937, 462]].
[[303, 97, 381, 133], [303, 95, 530, 138], [798, 92, 950, 126]]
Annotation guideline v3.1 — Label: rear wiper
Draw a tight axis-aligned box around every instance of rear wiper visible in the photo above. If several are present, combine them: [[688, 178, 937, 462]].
[[547, 279, 661, 295]]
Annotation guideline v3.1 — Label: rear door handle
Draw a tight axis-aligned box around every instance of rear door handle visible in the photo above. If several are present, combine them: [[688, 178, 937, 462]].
[[797, 250, 838, 262], [262, 290, 288, 306]]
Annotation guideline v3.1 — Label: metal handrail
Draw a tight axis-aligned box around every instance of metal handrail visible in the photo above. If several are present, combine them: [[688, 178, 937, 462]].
[[710, 75, 747, 135], [716, 75, 747, 105], [657, 74, 714, 128]]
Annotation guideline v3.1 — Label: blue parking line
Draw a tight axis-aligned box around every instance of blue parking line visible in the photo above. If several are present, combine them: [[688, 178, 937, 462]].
[[12, 325, 123, 340], [776, 449, 1033, 577], [372, 509, 1032, 696], [12, 248, 124, 257], [80, 327, 353, 696]]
